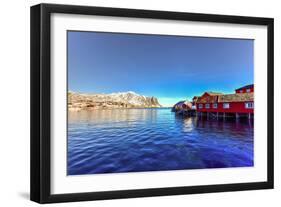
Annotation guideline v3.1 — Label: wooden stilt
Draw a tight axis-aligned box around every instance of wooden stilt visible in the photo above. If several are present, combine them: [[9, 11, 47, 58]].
[[235, 113, 239, 123]]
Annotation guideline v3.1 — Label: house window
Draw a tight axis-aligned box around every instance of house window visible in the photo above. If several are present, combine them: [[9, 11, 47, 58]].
[[240, 90, 243, 93], [245, 102, 254, 109], [213, 103, 217, 108], [246, 89, 251, 93], [198, 104, 203, 109], [205, 104, 210, 109], [223, 103, 230, 109]]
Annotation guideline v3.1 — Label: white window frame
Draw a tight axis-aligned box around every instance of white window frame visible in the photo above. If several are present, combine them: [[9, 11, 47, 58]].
[[240, 90, 243, 93], [223, 103, 230, 109], [245, 102, 254, 109], [205, 104, 210, 109], [246, 89, 251, 93], [198, 104, 203, 109], [213, 103, 218, 108]]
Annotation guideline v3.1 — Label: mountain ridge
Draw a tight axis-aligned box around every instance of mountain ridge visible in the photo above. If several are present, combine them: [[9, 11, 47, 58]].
[[68, 91, 162, 111]]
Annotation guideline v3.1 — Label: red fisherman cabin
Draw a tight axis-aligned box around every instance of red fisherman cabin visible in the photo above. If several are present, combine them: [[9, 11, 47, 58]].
[[235, 84, 254, 94], [196, 84, 254, 119]]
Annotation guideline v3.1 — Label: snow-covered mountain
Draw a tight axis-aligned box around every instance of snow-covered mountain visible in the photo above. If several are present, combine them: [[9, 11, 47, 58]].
[[68, 91, 162, 111]]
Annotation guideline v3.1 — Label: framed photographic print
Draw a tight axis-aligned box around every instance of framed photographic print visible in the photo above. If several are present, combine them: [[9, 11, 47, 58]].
[[30, 3, 274, 203]]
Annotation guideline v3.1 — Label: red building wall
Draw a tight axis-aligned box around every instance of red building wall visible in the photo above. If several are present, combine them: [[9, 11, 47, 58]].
[[196, 102, 254, 113], [235, 87, 254, 94]]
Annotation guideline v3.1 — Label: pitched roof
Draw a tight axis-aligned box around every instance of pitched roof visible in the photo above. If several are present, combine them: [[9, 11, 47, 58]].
[[218, 92, 254, 103], [197, 95, 218, 104], [205, 92, 223, 96], [174, 101, 186, 106], [196, 92, 223, 103], [173, 101, 192, 109], [236, 84, 254, 91]]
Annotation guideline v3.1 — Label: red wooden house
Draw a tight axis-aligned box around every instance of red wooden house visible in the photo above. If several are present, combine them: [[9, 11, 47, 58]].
[[195, 84, 254, 118], [235, 84, 254, 94], [196, 92, 222, 112]]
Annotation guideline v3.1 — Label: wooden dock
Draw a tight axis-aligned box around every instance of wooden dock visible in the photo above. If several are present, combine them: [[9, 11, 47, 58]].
[[196, 112, 253, 120]]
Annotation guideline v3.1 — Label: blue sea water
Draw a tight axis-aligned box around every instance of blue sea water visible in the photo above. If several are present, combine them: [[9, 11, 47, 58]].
[[67, 108, 253, 175]]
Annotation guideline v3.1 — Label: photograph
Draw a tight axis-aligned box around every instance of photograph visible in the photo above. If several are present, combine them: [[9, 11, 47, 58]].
[[30, 3, 274, 203], [67, 31, 254, 175]]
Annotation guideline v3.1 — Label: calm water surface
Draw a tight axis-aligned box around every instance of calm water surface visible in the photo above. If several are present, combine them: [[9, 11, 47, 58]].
[[68, 108, 253, 175]]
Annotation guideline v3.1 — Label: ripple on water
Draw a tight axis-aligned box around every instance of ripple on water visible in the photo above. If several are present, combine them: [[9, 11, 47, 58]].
[[67, 108, 254, 175]]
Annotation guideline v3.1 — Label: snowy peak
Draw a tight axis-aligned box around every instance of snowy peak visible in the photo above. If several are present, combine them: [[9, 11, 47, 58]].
[[68, 91, 162, 111]]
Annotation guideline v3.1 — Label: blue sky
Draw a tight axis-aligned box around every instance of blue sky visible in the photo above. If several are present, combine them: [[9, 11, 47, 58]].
[[68, 31, 253, 107]]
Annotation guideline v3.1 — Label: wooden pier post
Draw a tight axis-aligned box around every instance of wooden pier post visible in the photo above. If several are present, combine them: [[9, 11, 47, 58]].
[[248, 113, 251, 119], [236, 113, 239, 120], [217, 112, 219, 120], [223, 112, 226, 120]]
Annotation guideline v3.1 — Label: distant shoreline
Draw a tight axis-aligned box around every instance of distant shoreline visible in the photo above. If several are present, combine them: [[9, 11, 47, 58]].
[[68, 107, 172, 112]]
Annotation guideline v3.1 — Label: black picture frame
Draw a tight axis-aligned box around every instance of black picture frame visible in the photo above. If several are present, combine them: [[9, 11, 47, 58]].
[[30, 3, 274, 204]]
